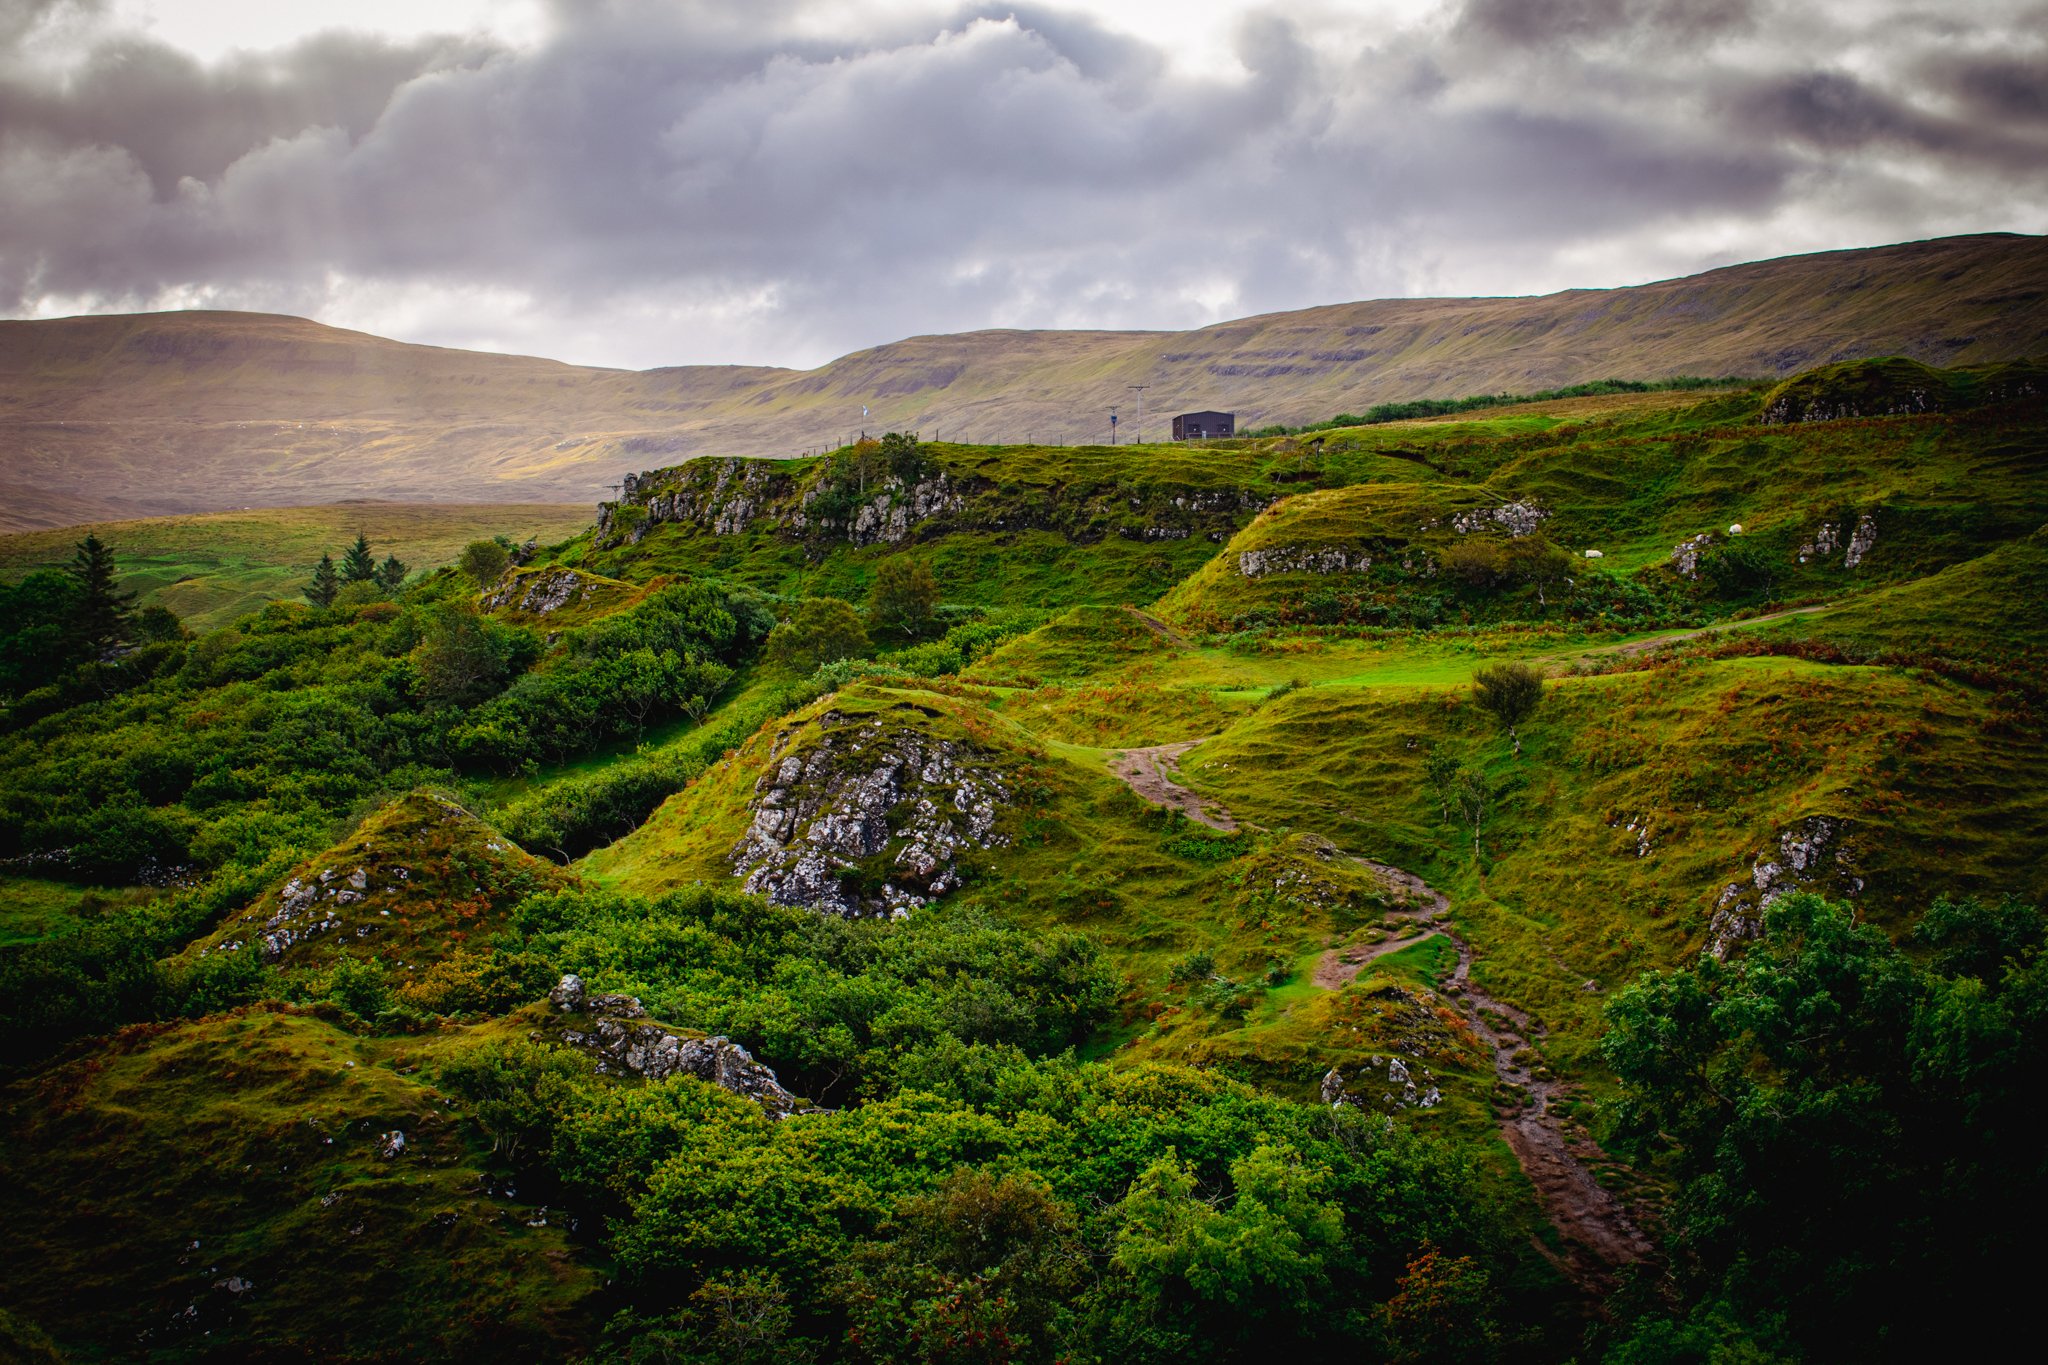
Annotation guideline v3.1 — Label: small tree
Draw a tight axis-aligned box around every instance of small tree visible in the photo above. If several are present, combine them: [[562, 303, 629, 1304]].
[[1472, 662, 1544, 755], [459, 538, 512, 586], [67, 533, 136, 657], [305, 553, 340, 608], [867, 556, 940, 641], [374, 554, 410, 593], [1422, 747, 1463, 822], [339, 533, 377, 584], [1455, 768, 1491, 859], [765, 598, 871, 675]]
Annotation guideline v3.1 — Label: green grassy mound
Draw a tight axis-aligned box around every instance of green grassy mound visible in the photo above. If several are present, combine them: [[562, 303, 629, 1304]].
[[479, 563, 638, 626], [1760, 355, 2046, 424], [0, 1006, 603, 1361], [182, 790, 568, 980], [1180, 655, 2048, 1070]]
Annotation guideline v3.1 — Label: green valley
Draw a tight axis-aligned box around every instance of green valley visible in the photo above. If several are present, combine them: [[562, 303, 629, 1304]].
[[2, 356, 2044, 1363]]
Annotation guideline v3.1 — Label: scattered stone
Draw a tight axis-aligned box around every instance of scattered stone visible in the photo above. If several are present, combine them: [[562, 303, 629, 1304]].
[[556, 992, 822, 1118], [549, 973, 586, 1011], [1321, 1067, 1346, 1107], [1706, 816, 1865, 957], [1669, 531, 1716, 578], [1236, 545, 1372, 578], [377, 1131, 406, 1159], [1451, 501, 1548, 538]]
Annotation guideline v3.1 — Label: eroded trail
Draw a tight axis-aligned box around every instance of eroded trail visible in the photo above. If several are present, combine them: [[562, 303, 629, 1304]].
[[1106, 754, 1652, 1290], [1109, 740, 1237, 831]]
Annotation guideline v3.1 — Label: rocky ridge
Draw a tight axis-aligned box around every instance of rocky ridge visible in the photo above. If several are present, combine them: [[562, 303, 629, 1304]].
[[595, 455, 1265, 553]]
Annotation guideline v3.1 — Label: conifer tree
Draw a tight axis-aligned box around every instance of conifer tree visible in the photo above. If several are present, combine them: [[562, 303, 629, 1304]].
[[374, 554, 409, 593], [340, 534, 377, 583], [305, 553, 340, 608], [67, 534, 135, 657]]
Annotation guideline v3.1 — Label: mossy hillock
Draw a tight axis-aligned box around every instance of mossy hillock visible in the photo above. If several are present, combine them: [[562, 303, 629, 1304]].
[[181, 789, 568, 979]]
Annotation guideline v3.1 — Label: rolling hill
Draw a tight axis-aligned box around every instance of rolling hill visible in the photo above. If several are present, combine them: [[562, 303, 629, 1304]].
[[0, 232, 2041, 526]]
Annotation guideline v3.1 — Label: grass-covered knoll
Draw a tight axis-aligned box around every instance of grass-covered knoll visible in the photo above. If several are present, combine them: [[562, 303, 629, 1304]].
[[1735, 525, 2048, 686], [0, 501, 591, 631], [178, 789, 567, 980], [1759, 354, 2046, 424], [0, 1006, 604, 1361], [1178, 655, 2048, 1071]]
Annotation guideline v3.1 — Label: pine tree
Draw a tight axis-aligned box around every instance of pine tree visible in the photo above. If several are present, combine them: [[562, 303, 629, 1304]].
[[305, 554, 340, 608], [67, 533, 136, 658], [340, 534, 377, 583], [374, 554, 409, 593]]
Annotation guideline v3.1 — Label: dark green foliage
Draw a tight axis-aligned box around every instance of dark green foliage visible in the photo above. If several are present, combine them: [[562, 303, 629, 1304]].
[[1700, 541, 1777, 600], [511, 886, 1120, 1104], [340, 533, 377, 584], [868, 557, 941, 641], [305, 552, 340, 607], [460, 537, 513, 585], [1472, 662, 1543, 751], [765, 597, 871, 675], [838, 1169, 1083, 1363], [375, 553, 410, 592], [450, 581, 761, 768], [412, 604, 539, 706], [495, 678, 828, 860], [67, 533, 135, 658], [1602, 892, 2048, 1361], [0, 570, 79, 698]]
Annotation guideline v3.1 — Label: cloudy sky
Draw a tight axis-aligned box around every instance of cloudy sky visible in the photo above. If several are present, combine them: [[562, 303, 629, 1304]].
[[2, 0, 2043, 369]]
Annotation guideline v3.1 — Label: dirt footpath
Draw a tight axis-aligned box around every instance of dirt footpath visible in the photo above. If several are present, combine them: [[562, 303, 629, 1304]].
[[1109, 740, 1236, 831], [1103, 746, 1654, 1291]]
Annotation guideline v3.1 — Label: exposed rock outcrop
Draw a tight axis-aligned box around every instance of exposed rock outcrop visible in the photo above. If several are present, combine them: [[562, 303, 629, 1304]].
[[731, 710, 1010, 917], [1450, 500, 1548, 538], [595, 455, 1265, 553], [1237, 545, 1374, 578], [1795, 512, 1878, 569], [1670, 531, 1716, 578], [1705, 815, 1865, 958], [549, 976, 820, 1117], [482, 568, 604, 615]]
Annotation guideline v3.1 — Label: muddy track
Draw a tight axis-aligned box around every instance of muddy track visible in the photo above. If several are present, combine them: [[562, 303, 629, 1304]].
[[1110, 739, 1236, 831], [1105, 756, 1652, 1290], [1121, 606, 1188, 648]]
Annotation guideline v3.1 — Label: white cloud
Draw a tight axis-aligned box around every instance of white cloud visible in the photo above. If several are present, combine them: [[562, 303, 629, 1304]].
[[0, 0, 2041, 367]]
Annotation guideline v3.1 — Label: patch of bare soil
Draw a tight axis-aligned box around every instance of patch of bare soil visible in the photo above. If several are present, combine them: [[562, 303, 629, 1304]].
[[1121, 606, 1188, 647], [1109, 740, 1236, 831]]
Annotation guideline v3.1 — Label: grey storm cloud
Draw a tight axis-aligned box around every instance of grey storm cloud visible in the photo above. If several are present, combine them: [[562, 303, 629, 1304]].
[[0, 0, 2043, 367]]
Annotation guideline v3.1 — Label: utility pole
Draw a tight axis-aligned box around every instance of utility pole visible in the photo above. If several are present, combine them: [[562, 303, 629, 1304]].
[[1109, 408, 1119, 445], [1128, 385, 1149, 444]]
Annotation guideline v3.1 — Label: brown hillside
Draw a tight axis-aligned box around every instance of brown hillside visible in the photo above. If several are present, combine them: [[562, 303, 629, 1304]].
[[1, 233, 2041, 523]]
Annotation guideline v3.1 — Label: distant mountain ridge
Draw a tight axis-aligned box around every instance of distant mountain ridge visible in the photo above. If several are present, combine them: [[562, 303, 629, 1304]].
[[1, 232, 2042, 523]]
